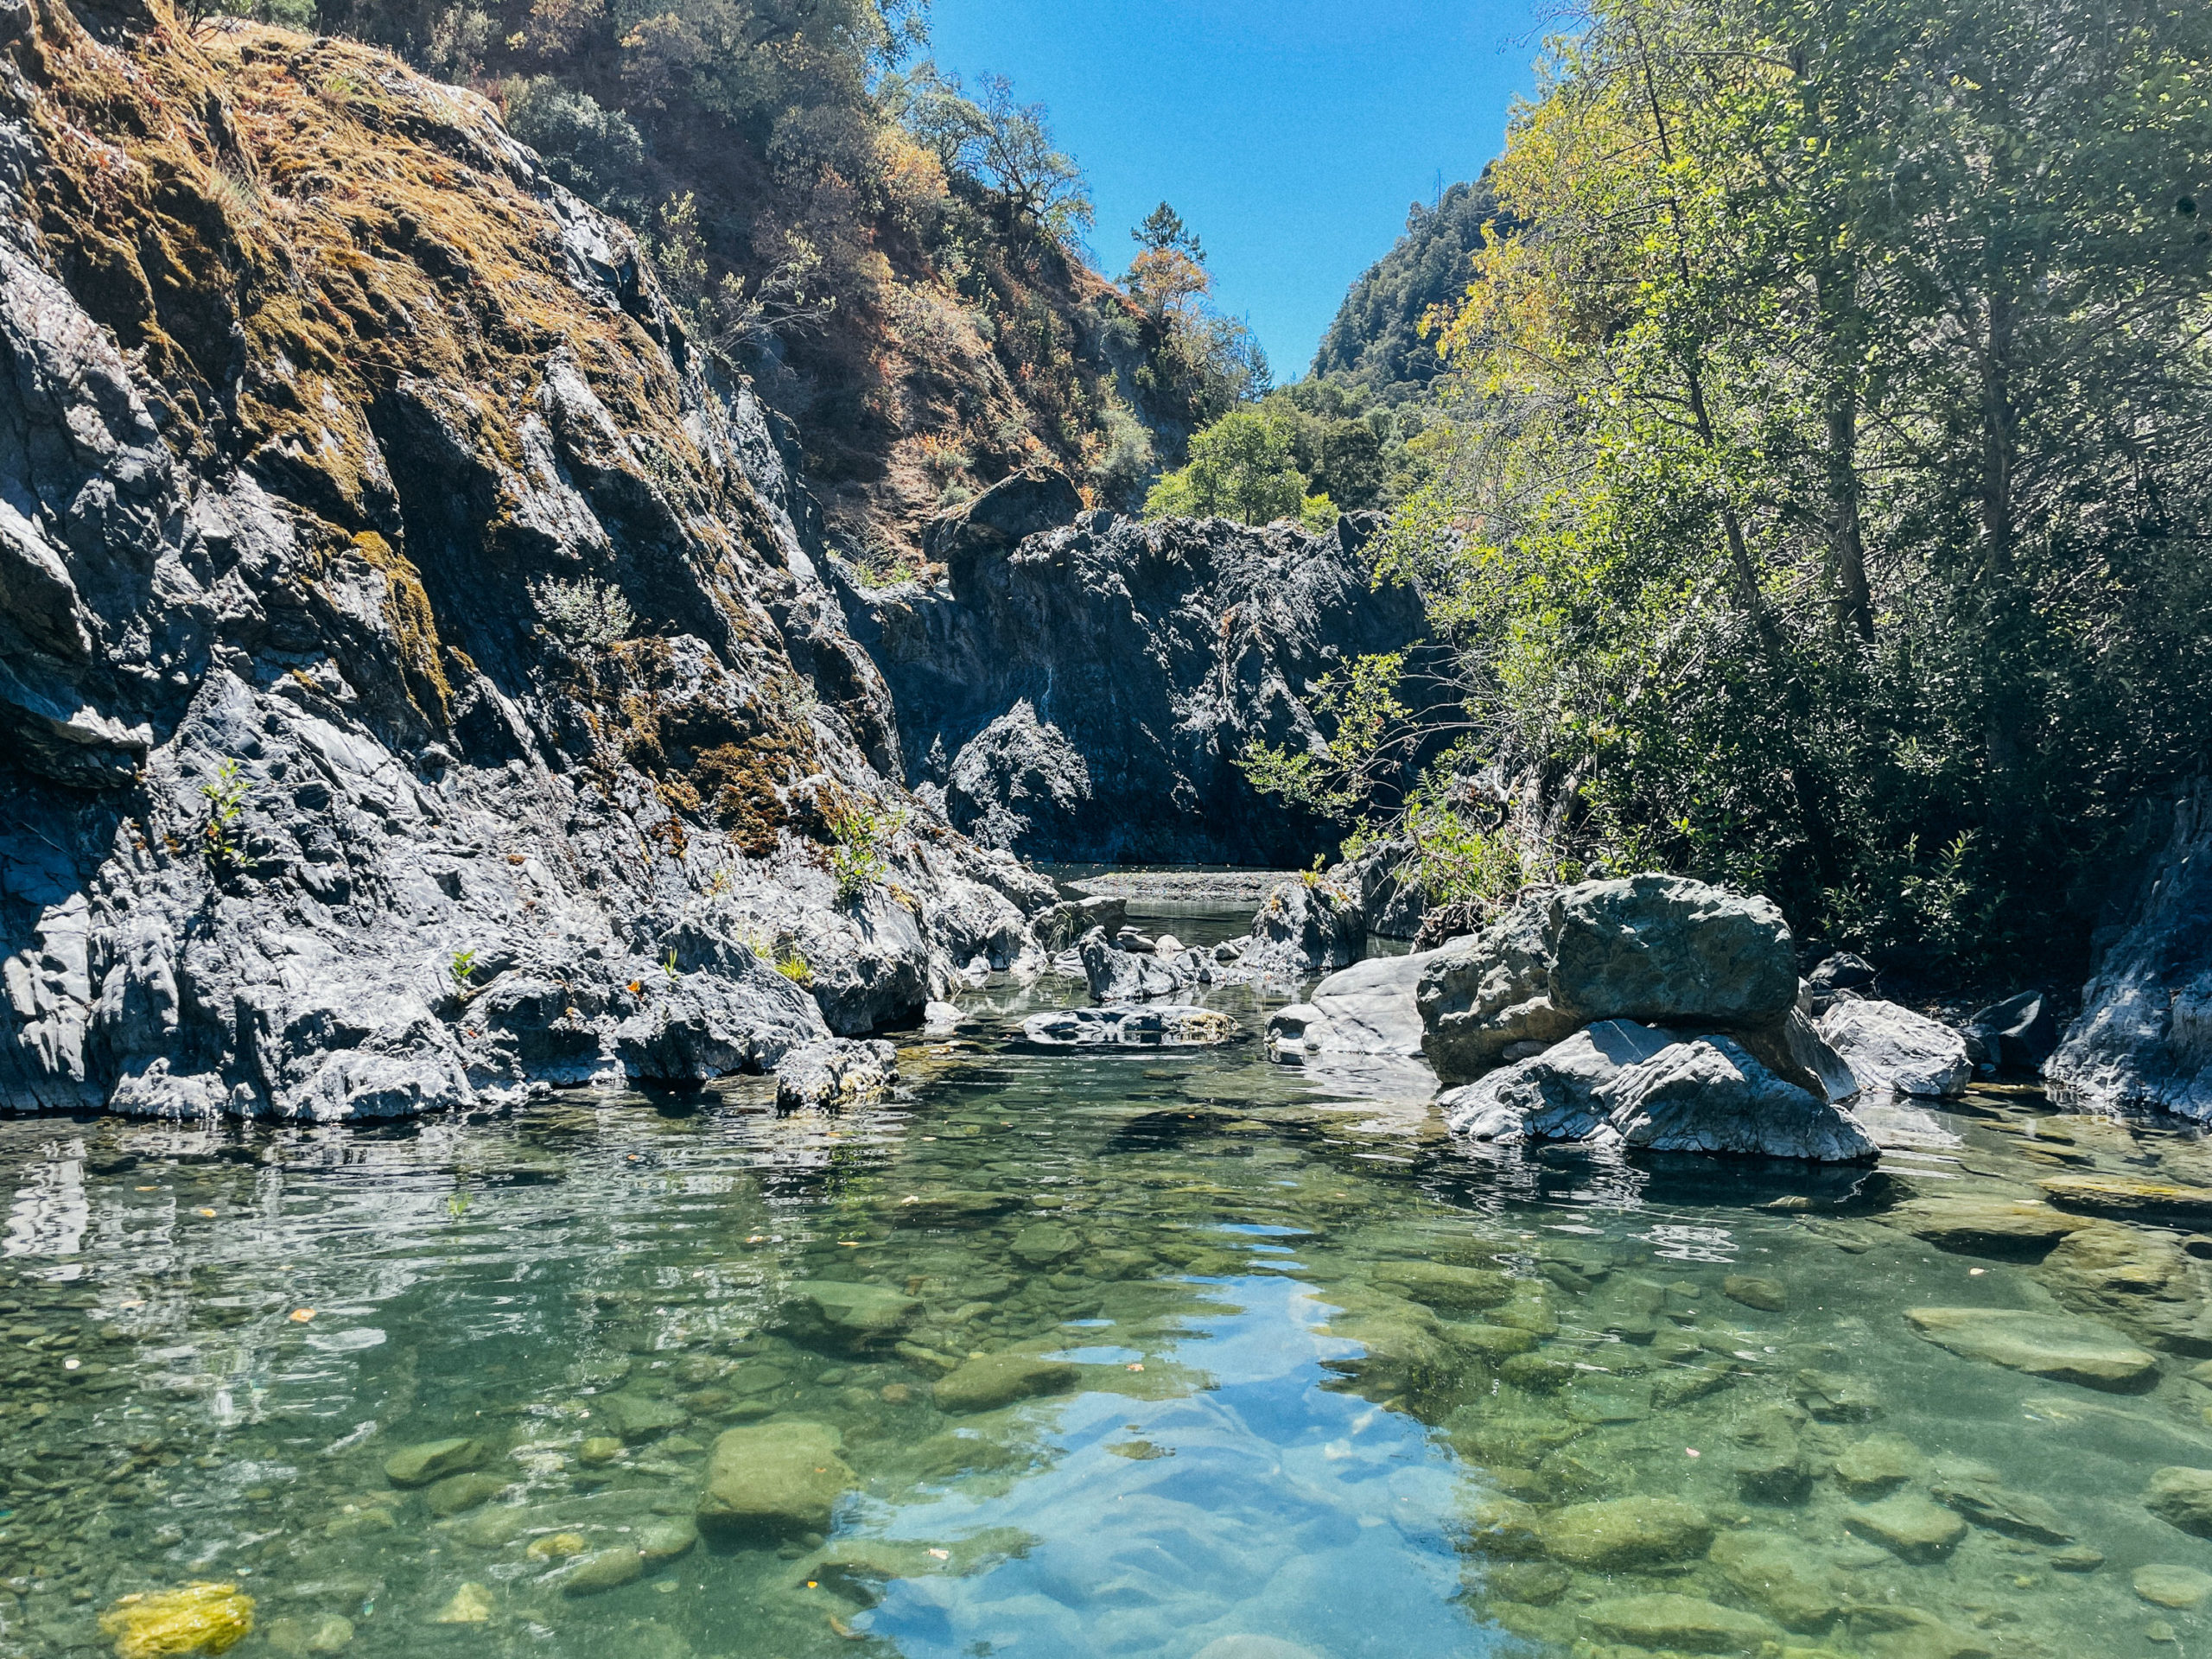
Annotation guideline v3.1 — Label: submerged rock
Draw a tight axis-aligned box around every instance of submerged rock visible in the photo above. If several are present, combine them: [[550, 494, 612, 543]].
[[1887, 1196, 2089, 1258], [99, 1583, 257, 1658], [1846, 1493, 1967, 1561], [1834, 1433, 1928, 1497], [1582, 1593, 1778, 1654], [932, 1353, 1078, 1413], [1707, 1531, 1845, 1631], [1904, 1306, 2159, 1390], [697, 1421, 855, 1539], [556, 1547, 643, 1596], [2144, 1466, 2212, 1538], [2134, 1565, 2212, 1610], [2037, 1173, 2212, 1224], [785, 1281, 922, 1351], [424, 1472, 506, 1516], [1539, 1495, 1713, 1569], [429, 1583, 494, 1625], [1929, 1471, 2073, 1544], [384, 1438, 486, 1488], [2034, 1221, 2212, 1353], [1816, 1000, 1970, 1098]]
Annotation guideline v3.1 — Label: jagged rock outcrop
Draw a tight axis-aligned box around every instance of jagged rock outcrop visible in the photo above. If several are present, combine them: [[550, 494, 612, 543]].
[[0, 3, 1051, 1119], [834, 474, 1430, 865], [2050, 780, 2212, 1119]]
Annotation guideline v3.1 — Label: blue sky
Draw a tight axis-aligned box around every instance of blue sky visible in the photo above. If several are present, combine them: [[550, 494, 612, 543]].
[[923, 0, 1551, 378]]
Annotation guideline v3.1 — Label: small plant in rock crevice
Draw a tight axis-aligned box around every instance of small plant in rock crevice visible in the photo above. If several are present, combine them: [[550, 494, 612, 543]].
[[529, 575, 634, 650], [448, 949, 479, 1000], [200, 760, 252, 872], [826, 800, 906, 905], [774, 950, 814, 988]]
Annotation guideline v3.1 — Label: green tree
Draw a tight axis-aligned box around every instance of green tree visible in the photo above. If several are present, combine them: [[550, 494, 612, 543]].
[[1133, 201, 1204, 264], [1146, 410, 1311, 524]]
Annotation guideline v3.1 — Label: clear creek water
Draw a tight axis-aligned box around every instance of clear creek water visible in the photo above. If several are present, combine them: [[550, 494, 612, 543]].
[[3, 902, 2211, 1659]]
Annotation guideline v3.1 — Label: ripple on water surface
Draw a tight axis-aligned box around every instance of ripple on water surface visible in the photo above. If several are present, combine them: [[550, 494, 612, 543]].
[[2, 925, 2211, 1659]]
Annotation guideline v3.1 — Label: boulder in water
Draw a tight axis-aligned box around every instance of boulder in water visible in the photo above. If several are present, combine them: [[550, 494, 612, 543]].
[[1904, 1306, 2159, 1390], [1605, 1036, 1878, 1162], [1243, 879, 1364, 975], [1023, 1004, 1237, 1047], [1816, 999, 1970, 1097], [697, 1421, 855, 1538], [774, 1039, 897, 1110], [1266, 949, 1435, 1063]]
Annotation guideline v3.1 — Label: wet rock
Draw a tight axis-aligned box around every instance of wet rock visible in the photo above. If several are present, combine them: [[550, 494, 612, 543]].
[[598, 1392, 689, 1440], [1708, 1530, 1846, 1630], [1724, 1274, 1788, 1313], [638, 1517, 699, 1561], [1887, 1197, 2089, 1259], [2034, 1221, 2212, 1353], [1904, 1306, 2159, 1390], [1728, 1408, 1812, 1503], [1464, 1496, 1548, 1559], [2050, 1544, 2106, 1571], [579, 1436, 626, 1465], [785, 1281, 922, 1351], [429, 1582, 493, 1624], [1440, 1020, 1675, 1141], [1794, 1368, 1878, 1422], [1582, 1592, 1779, 1654], [1446, 1322, 1538, 1360], [2134, 1565, 2212, 1609], [1243, 879, 1364, 976], [1605, 1035, 1878, 1162], [1077, 931, 1192, 1001], [1370, 1260, 1516, 1313], [1010, 1224, 1082, 1266], [262, 1612, 354, 1654], [1816, 1001, 1969, 1098], [99, 1583, 257, 1657], [2046, 780, 2212, 1120], [1023, 1004, 1238, 1046], [526, 1532, 591, 1560], [1834, 1433, 1927, 1497], [452, 1505, 531, 1548], [2038, 1173, 2212, 1224], [424, 1472, 506, 1516], [1929, 1471, 2073, 1544], [557, 1547, 643, 1596], [384, 1438, 486, 1488], [774, 1039, 898, 1111], [1845, 1493, 1968, 1561], [932, 1353, 1078, 1413], [2145, 1466, 2212, 1537], [1963, 990, 2058, 1075], [1265, 950, 1435, 1064], [1539, 1495, 1714, 1569], [1500, 1351, 1578, 1391], [697, 1421, 856, 1539]]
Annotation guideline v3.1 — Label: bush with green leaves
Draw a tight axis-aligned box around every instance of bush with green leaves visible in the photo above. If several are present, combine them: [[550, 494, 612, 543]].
[[529, 575, 633, 650], [825, 799, 906, 904]]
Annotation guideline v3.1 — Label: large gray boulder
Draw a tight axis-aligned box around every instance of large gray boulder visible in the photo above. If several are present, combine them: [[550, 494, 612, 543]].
[[1605, 1036, 1878, 1161], [2049, 781, 2212, 1119], [1266, 950, 1434, 1063], [1244, 879, 1365, 976], [1818, 1000, 1970, 1098], [1332, 838, 1427, 939], [1417, 875, 1798, 1084], [1440, 1019, 1676, 1141]]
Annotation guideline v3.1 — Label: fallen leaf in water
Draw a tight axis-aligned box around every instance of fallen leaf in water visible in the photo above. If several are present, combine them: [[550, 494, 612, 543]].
[[195, 1209, 215, 1218], [289, 1309, 315, 1324], [828, 1614, 864, 1640], [927, 1548, 950, 1560]]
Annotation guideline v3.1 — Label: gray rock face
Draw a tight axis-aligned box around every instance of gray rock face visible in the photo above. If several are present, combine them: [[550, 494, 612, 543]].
[[1266, 950, 1434, 1063], [1418, 875, 1798, 1084], [772, 1039, 898, 1111], [1446, 1024, 1878, 1162], [1243, 880, 1365, 975], [836, 483, 1429, 865], [0, 35, 1052, 1120], [1817, 1000, 1971, 1098], [1332, 838, 1428, 939], [2050, 781, 2212, 1118]]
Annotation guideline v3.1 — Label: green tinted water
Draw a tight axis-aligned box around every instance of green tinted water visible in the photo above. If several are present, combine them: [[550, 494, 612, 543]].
[[3, 906, 2211, 1659]]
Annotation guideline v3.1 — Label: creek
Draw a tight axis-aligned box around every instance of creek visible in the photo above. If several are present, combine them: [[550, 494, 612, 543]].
[[2, 900, 2209, 1659]]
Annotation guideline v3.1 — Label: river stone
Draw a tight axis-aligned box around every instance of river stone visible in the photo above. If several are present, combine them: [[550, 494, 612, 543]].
[[1370, 1261, 1516, 1313], [384, 1438, 486, 1488], [431, 1582, 494, 1624], [1794, 1368, 1878, 1422], [1835, 1433, 1927, 1497], [1499, 1351, 1577, 1391], [1708, 1530, 1845, 1631], [1582, 1593, 1779, 1654], [787, 1281, 922, 1350], [1905, 1306, 2159, 1390], [1548, 876, 1800, 1026], [425, 1473, 506, 1517], [1724, 1274, 1788, 1313], [2145, 1467, 2212, 1537], [1817, 1000, 1970, 1097], [1447, 1323, 1538, 1359], [1244, 879, 1364, 975], [2035, 1222, 2212, 1353], [557, 1547, 643, 1596], [2135, 1565, 2212, 1609], [2050, 1544, 2106, 1572], [1440, 1020, 1678, 1141], [1268, 950, 1437, 1063], [1010, 1224, 1082, 1266], [697, 1421, 855, 1539], [1930, 1473, 2073, 1543], [578, 1436, 626, 1466], [2039, 1173, 2212, 1224], [932, 1353, 1078, 1413], [1605, 1035, 1879, 1162], [1465, 1496, 1547, 1559], [1417, 891, 1586, 1081], [1024, 1003, 1238, 1046], [637, 1518, 698, 1561], [1845, 1494, 1967, 1561], [1540, 1495, 1714, 1569], [1888, 1197, 2089, 1258], [598, 1393, 688, 1440]]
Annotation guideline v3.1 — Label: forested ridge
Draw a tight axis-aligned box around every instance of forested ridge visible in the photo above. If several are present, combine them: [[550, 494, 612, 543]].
[[1245, 0, 2212, 984]]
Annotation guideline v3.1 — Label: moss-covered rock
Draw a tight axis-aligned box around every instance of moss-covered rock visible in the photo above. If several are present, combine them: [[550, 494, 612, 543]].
[[697, 1421, 855, 1539]]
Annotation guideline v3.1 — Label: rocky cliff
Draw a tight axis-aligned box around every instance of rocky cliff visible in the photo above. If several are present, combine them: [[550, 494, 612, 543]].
[[834, 474, 1430, 867], [0, 0, 1052, 1120]]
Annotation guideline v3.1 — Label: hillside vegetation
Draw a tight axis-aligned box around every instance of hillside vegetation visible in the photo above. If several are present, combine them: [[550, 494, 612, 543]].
[[1248, 0, 2212, 982]]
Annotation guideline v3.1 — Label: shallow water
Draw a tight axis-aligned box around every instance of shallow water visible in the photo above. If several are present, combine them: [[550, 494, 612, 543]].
[[5, 907, 2212, 1659]]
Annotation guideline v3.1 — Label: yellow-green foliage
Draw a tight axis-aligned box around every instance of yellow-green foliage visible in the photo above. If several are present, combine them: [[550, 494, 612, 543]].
[[99, 1582, 255, 1658]]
